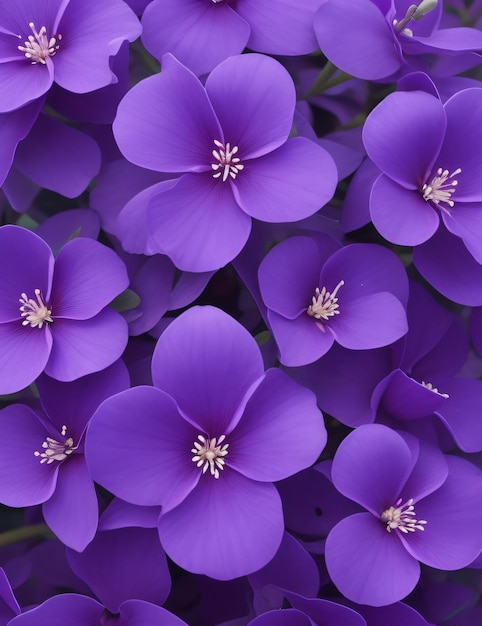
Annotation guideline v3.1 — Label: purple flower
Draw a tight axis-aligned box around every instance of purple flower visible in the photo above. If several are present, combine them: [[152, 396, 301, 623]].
[[86, 306, 327, 579], [0, 225, 129, 393], [113, 53, 337, 271], [258, 234, 408, 366], [0, 0, 141, 112], [325, 424, 482, 606], [362, 86, 482, 259]]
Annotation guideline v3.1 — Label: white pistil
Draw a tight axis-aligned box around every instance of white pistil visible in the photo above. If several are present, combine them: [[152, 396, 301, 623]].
[[307, 280, 344, 323], [393, 0, 438, 36], [19, 289, 53, 329], [381, 498, 427, 533], [18, 22, 61, 65], [421, 380, 449, 399], [34, 425, 77, 465], [211, 140, 244, 182], [421, 167, 461, 213], [191, 434, 229, 479]]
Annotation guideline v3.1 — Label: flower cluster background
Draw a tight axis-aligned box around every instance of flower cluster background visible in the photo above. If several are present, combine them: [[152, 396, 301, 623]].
[[0, 0, 481, 624]]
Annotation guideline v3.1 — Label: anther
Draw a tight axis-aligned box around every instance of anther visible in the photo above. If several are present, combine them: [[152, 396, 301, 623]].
[[18, 22, 61, 64], [191, 434, 229, 479], [422, 167, 461, 213], [19, 289, 53, 329], [381, 498, 427, 533], [211, 140, 244, 182], [307, 280, 344, 323], [34, 425, 78, 464]]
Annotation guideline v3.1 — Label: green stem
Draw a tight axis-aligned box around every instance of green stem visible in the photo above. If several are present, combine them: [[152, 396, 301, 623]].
[[317, 71, 353, 93], [302, 62, 353, 99], [0, 523, 52, 547]]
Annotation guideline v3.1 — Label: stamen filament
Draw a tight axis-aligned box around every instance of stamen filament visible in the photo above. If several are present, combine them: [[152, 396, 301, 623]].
[[211, 140, 244, 182], [19, 289, 52, 329], [191, 434, 229, 479], [307, 280, 344, 323]]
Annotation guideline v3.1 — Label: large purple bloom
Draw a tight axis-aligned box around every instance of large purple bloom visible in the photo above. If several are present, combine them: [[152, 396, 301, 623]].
[[113, 53, 337, 271], [362, 87, 482, 259], [258, 234, 408, 366], [325, 424, 482, 606], [86, 306, 327, 579], [0, 0, 141, 112], [0, 225, 129, 393]]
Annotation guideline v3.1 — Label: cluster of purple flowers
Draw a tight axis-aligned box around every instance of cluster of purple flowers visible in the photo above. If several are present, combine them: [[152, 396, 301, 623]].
[[0, 0, 480, 624]]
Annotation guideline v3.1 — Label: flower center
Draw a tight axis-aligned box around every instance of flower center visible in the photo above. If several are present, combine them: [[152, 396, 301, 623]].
[[307, 280, 344, 326], [421, 380, 449, 399], [392, 0, 438, 36], [191, 434, 229, 479], [19, 289, 53, 329], [381, 498, 427, 533], [34, 425, 78, 465], [421, 167, 461, 213], [211, 140, 244, 182], [17, 22, 61, 65]]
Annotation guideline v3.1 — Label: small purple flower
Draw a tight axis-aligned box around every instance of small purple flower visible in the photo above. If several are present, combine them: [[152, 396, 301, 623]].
[[0, 225, 129, 393], [325, 424, 482, 606], [113, 53, 337, 271], [258, 234, 408, 366], [86, 306, 327, 579]]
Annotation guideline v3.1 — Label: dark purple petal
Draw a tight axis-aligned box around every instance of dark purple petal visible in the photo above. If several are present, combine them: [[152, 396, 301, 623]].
[[99, 498, 160, 530], [380, 369, 447, 420], [152, 306, 264, 435], [228, 369, 326, 481], [284, 591, 367, 626], [118, 600, 189, 626], [6, 594, 103, 626], [436, 378, 482, 453], [233, 138, 337, 222], [442, 202, 482, 265], [45, 308, 128, 381], [158, 469, 284, 580]]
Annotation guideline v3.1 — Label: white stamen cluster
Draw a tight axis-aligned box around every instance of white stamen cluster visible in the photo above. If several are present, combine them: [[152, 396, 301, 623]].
[[18, 22, 61, 64], [393, 0, 438, 36], [421, 380, 449, 399], [212, 140, 244, 182], [381, 498, 427, 533], [19, 289, 53, 329], [34, 425, 77, 464], [307, 280, 344, 322], [422, 167, 461, 212], [192, 434, 229, 479]]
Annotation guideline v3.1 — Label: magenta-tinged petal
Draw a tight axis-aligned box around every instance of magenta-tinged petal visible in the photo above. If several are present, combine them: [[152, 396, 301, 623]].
[[15, 114, 101, 197], [268, 309, 335, 366], [45, 308, 128, 381], [152, 306, 264, 435], [206, 54, 295, 159], [332, 424, 414, 515], [67, 528, 170, 613], [0, 61, 53, 113], [51, 238, 129, 320], [238, 0, 320, 55], [363, 90, 445, 187], [325, 513, 420, 606], [370, 174, 440, 245], [0, 322, 52, 394], [0, 225, 53, 323], [402, 456, 482, 570], [228, 369, 325, 481], [148, 173, 252, 272], [86, 386, 200, 511], [233, 138, 337, 222], [0, 404, 58, 506], [113, 54, 221, 173], [314, 0, 402, 80], [142, 0, 249, 76], [42, 455, 97, 551], [158, 469, 284, 580], [414, 226, 482, 306]]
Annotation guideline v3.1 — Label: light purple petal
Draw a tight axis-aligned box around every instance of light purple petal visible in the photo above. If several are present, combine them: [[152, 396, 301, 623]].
[[99, 498, 160, 530], [85, 386, 200, 511], [370, 174, 440, 245], [436, 378, 482, 453], [228, 369, 326, 481], [152, 306, 264, 435], [233, 138, 337, 222], [45, 308, 128, 381], [206, 53, 295, 159], [148, 173, 251, 272], [0, 404, 57, 506], [442, 202, 482, 265], [113, 54, 221, 173], [51, 238, 129, 320], [142, 0, 249, 76], [332, 424, 414, 515], [42, 455, 97, 551], [0, 61, 53, 113], [363, 90, 446, 187], [158, 469, 284, 580], [326, 512, 420, 606]]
